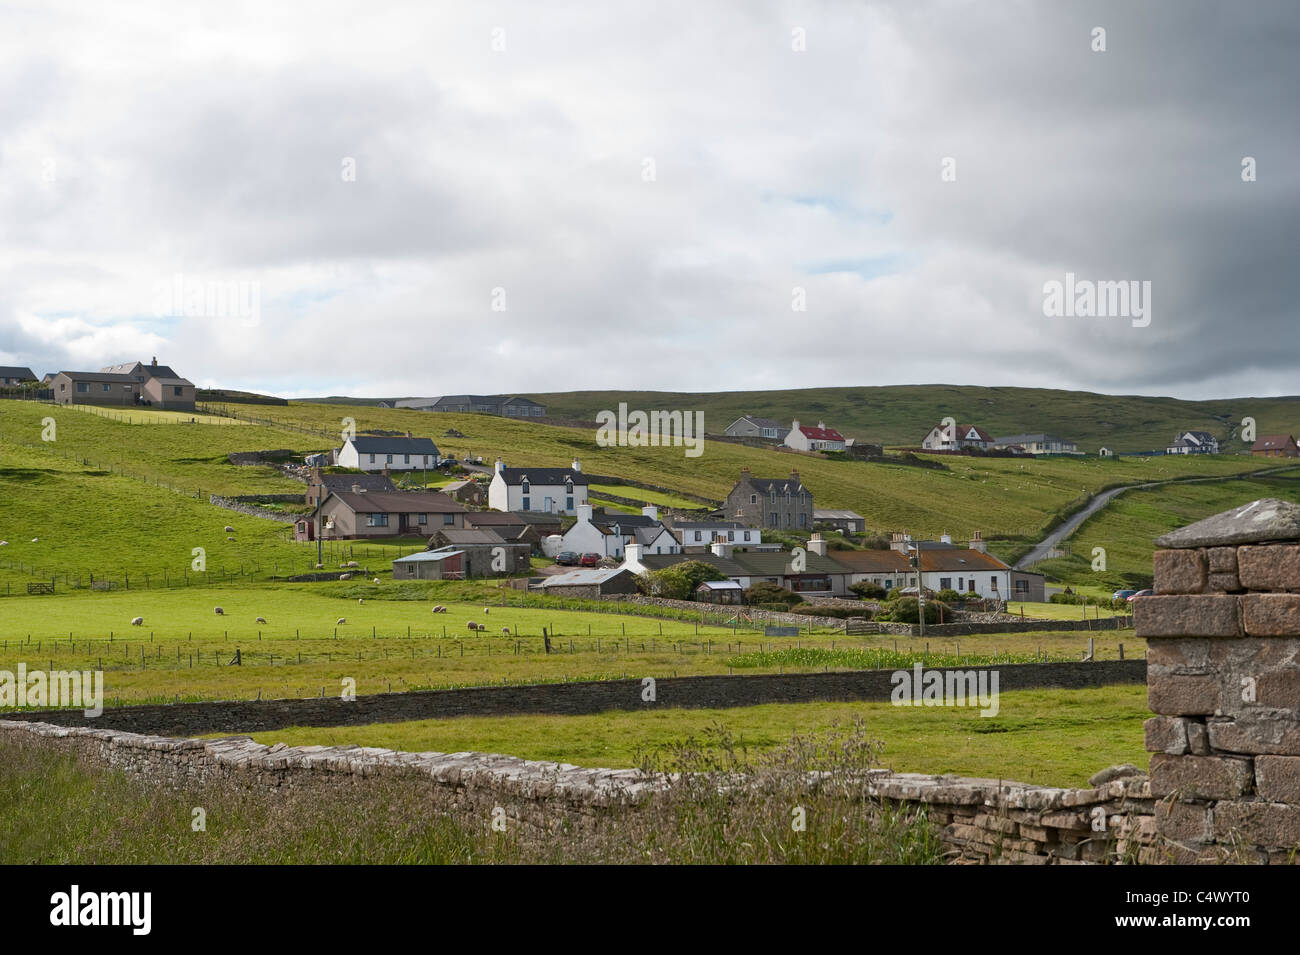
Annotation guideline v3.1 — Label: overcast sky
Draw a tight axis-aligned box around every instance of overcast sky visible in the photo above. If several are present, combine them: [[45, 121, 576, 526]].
[[1, 0, 1296, 400]]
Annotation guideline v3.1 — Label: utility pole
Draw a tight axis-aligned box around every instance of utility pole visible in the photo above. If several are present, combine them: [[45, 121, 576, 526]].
[[912, 545, 926, 637]]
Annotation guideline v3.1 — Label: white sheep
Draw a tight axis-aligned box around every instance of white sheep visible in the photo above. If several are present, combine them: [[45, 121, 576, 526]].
[[0, 541, 7, 546], [314, 563, 324, 569], [224, 525, 235, 533], [31, 538, 38, 543], [336, 617, 347, 625], [214, 606, 225, 615], [483, 607, 490, 614], [339, 573, 353, 580], [357, 597, 364, 604], [373, 577, 381, 584], [131, 616, 144, 626], [255, 616, 267, 624]]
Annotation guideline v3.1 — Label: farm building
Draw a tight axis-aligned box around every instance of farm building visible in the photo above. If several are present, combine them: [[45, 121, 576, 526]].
[[426, 528, 531, 576], [396, 395, 546, 417], [537, 568, 640, 597], [304, 489, 465, 541], [1252, 434, 1299, 458], [391, 549, 467, 580], [784, 420, 847, 453], [441, 479, 487, 506], [814, 509, 866, 534]]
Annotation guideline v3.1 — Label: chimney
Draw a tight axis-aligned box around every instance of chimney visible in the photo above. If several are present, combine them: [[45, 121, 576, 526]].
[[624, 542, 641, 566], [807, 533, 827, 557], [495, 458, 505, 473], [969, 530, 986, 553], [740, 467, 751, 480], [571, 458, 581, 472], [151, 356, 157, 367], [890, 532, 908, 553], [576, 503, 594, 524], [791, 419, 800, 435], [406, 430, 412, 438], [940, 532, 952, 545], [641, 505, 659, 522], [818, 421, 825, 430], [710, 538, 734, 560], [352, 484, 362, 493], [790, 469, 800, 484]]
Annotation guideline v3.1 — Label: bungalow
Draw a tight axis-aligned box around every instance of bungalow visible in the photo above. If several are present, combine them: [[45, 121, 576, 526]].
[[488, 459, 589, 514], [824, 549, 913, 592], [305, 471, 396, 507], [622, 537, 853, 597], [723, 415, 790, 442], [397, 395, 547, 417], [0, 366, 36, 386], [337, 434, 439, 472], [813, 509, 866, 534], [463, 510, 562, 553], [51, 371, 143, 406], [920, 423, 993, 451], [302, 489, 465, 541], [538, 567, 641, 598], [991, 433, 1081, 455], [1167, 431, 1220, 455], [1251, 434, 1299, 458], [100, 358, 195, 410], [784, 419, 846, 453], [669, 521, 762, 551]]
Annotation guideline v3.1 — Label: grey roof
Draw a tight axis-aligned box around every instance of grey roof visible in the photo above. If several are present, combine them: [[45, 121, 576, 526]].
[[814, 509, 864, 520], [497, 467, 589, 486], [101, 361, 179, 378], [669, 520, 748, 530], [421, 395, 545, 409], [393, 549, 464, 563], [347, 435, 439, 455], [0, 366, 36, 380], [541, 568, 634, 587], [317, 474, 397, 492], [54, 371, 139, 383], [740, 474, 809, 494], [322, 490, 464, 514], [991, 434, 1076, 446], [592, 512, 659, 530], [430, 527, 506, 546], [633, 525, 672, 545]]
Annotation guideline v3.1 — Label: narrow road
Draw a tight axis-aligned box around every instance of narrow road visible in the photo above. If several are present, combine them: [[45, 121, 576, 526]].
[[1015, 464, 1300, 570]]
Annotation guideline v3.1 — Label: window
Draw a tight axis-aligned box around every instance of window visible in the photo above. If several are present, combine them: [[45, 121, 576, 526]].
[[1015, 580, 1029, 595], [769, 512, 778, 527], [750, 494, 757, 504], [369, 454, 376, 464], [173, 386, 182, 396], [957, 578, 964, 591], [443, 513, 455, 525], [990, 576, 998, 590], [785, 513, 791, 528], [404, 454, 410, 464], [694, 531, 702, 542], [75, 382, 85, 393], [940, 578, 952, 590], [522, 497, 530, 510], [566, 496, 573, 510], [366, 513, 389, 527], [418, 513, 427, 525], [386, 454, 393, 464], [521, 481, 530, 494], [102, 383, 111, 392], [798, 513, 806, 528]]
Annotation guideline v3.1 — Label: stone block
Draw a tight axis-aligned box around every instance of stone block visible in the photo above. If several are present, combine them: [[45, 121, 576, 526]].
[[1208, 546, 1239, 574], [1145, 716, 1189, 754], [1208, 718, 1300, 756], [1255, 756, 1300, 803], [1154, 800, 1212, 843], [1148, 673, 1221, 716], [1238, 545, 1300, 591], [1243, 594, 1300, 636], [1153, 549, 1207, 594], [1213, 801, 1300, 848], [1149, 753, 1253, 799], [1206, 573, 1242, 593], [1134, 595, 1240, 638]]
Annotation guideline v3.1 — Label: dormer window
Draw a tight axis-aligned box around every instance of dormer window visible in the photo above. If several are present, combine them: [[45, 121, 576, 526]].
[[521, 480, 530, 494]]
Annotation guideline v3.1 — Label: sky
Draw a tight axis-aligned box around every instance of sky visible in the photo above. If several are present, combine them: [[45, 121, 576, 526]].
[[1, 0, 1297, 400]]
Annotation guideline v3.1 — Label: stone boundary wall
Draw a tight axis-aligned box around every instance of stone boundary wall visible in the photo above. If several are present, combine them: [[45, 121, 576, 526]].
[[4, 661, 1146, 737], [0, 719, 1160, 862], [209, 495, 295, 523]]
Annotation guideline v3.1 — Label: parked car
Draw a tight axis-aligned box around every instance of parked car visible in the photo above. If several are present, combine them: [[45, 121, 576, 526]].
[[554, 552, 580, 566], [1112, 589, 1138, 601], [1126, 588, 1154, 602], [579, 553, 602, 567]]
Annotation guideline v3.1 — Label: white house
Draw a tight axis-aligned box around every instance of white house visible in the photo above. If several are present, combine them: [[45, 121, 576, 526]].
[[669, 521, 761, 550], [784, 419, 847, 452], [723, 415, 789, 441], [1167, 431, 1220, 455], [337, 435, 439, 472], [560, 504, 680, 559], [920, 423, 993, 451], [488, 459, 590, 514]]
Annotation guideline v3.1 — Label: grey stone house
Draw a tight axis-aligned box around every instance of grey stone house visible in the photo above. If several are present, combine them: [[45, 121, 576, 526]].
[[724, 467, 815, 532]]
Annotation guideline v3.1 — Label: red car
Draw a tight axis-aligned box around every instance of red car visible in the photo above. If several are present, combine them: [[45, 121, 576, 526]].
[[579, 553, 602, 567]]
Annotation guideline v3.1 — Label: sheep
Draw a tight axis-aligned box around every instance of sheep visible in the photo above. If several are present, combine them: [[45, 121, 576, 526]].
[[224, 525, 235, 533], [373, 577, 381, 584], [314, 563, 324, 570], [358, 597, 364, 604], [339, 573, 353, 580], [501, 626, 511, 635], [30, 538, 38, 543], [255, 616, 267, 624], [483, 607, 490, 615], [467, 620, 479, 631], [131, 616, 144, 626], [431, 605, 446, 614], [227, 536, 235, 541], [214, 606, 225, 615], [0, 541, 7, 546], [336, 617, 347, 625]]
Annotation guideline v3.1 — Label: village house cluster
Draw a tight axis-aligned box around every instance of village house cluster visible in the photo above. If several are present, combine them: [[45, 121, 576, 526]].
[[0, 358, 198, 411]]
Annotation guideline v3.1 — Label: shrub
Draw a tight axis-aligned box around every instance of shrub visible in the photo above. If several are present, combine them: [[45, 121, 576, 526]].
[[878, 597, 948, 624], [744, 582, 803, 607], [849, 581, 887, 600], [936, 589, 961, 603], [639, 560, 729, 601]]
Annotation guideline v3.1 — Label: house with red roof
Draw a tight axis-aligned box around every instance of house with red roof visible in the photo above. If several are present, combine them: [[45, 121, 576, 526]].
[[783, 419, 847, 452]]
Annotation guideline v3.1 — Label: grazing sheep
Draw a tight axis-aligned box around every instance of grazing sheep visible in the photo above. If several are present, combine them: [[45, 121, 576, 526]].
[[224, 525, 235, 533], [431, 605, 446, 614], [358, 597, 364, 604], [501, 627, 511, 635], [0, 541, 7, 546], [131, 616, 144, 626], [227, 536, 235, 541], [31, 538, 38, 543], [336, 617, 347, 625], [214, 606, 225, 615], [483, 607, 490, 614], [255, 616, 266, 624], [373, 577, 381, 584], [467, 620, 478, 631], [314, 563, 324, 570], [339, 573, 353, 580]]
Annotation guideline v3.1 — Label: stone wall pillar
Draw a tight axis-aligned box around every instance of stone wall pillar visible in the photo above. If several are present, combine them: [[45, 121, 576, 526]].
[[1136, 498, 1300, 863]]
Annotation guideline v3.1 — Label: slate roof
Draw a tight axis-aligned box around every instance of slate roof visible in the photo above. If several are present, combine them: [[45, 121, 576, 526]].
[[323, 490, 464, 514], [0, 366, 36, 381], [541, 568, 635, 587], [54, 371, 139, 383], [346, 435, 439, 455], [316, 474, 397, 493], [496, 467, 589, 486], [1253, 434, 1297, 452], [430, 527, 506, 546]]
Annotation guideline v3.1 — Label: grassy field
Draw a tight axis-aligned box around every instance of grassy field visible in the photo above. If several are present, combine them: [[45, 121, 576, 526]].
[[1033, 470, 1300, 590], [248, 686, 1148, 787], [64, 405, 252, 426], [527, 384, 1300, 452], [0, 584, 1138, 705]]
